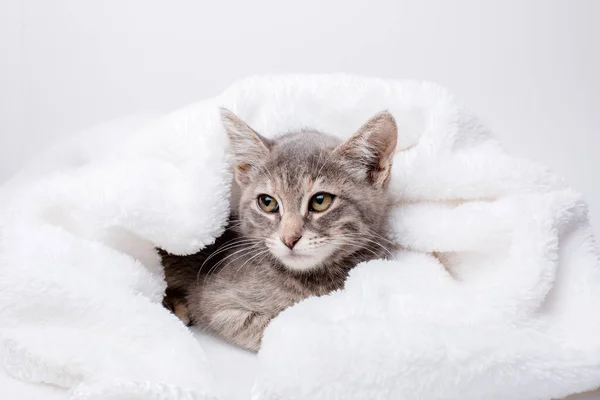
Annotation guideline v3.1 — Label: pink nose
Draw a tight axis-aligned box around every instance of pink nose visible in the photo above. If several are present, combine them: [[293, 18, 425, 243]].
[[281, 234, 302, 250]]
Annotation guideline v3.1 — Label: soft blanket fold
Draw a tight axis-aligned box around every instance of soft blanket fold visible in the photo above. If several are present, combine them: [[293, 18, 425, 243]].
[[1, 74, 599, 400]]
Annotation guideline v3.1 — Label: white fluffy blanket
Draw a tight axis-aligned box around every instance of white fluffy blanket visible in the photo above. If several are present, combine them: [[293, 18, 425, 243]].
[[1, 75, 599, 400]]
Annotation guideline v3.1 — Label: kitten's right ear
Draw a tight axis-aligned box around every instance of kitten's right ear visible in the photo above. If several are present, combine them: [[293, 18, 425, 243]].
[[337, 110, 398, 187], [220, 108, 271, 185]]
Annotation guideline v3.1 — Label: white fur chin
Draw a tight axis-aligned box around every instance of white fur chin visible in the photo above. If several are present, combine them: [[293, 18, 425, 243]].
[[269, 242, 337, 272], [277, 255, 323, 271]]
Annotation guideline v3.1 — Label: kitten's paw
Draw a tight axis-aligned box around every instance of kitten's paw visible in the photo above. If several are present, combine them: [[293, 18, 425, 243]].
[[234, 333, 262, 352], [238, 329, 263, 352], [235, 312, 271, 352], [163, 294, 192, 326], [173, 301, 192, 326]]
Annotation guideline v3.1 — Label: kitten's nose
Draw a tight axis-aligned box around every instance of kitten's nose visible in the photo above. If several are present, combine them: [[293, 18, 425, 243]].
[[281, 234, 302, 250]]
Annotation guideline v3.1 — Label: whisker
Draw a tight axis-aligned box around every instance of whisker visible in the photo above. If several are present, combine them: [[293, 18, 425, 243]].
[[197, 238, 262, 272], [337, 231, 395, 246], [206, 243, 262, 275], [209, 246, 266, 281], [330, 234, 395, 259], [232, 249, 272, 280], [198, 241, 261, 270], [330, 239, 390, 261], [346, 242, 396, 259], [365, 228, 397, 246], [205, 242, 264, 281], [197, 240, 263, 285]]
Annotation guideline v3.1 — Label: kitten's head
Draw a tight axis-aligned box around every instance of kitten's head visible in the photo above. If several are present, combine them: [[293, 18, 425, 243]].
[[221, 108, 397, 272]]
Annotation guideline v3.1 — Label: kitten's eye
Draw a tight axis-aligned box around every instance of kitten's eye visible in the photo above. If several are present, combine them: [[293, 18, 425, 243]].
[[309, 192, 334, 212], [257, 194, 279, 213]]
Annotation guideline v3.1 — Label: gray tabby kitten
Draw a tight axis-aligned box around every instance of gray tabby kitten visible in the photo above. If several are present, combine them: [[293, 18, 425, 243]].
[[160, 108, 397, 352]]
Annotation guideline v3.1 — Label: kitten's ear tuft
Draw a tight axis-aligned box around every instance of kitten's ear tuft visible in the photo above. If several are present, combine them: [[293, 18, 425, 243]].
[[338, 110, 398, 187], [220, 108, 271, 185]]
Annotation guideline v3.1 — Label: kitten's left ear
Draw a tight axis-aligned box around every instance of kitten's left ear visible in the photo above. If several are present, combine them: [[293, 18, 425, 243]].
[[338, 110, 398, 187], [220, 108, 272, 185]]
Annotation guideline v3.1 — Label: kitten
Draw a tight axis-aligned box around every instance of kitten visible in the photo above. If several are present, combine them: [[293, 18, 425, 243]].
[[160, 108, 398, 352]]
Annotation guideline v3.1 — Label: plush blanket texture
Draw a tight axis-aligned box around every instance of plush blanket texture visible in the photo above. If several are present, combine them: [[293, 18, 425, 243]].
[[1, 75, 599, 400]]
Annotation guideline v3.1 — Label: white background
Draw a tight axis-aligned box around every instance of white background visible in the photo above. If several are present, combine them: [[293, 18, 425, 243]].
[[0, 0, 598, 217], [0, 2, 599, 398]]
